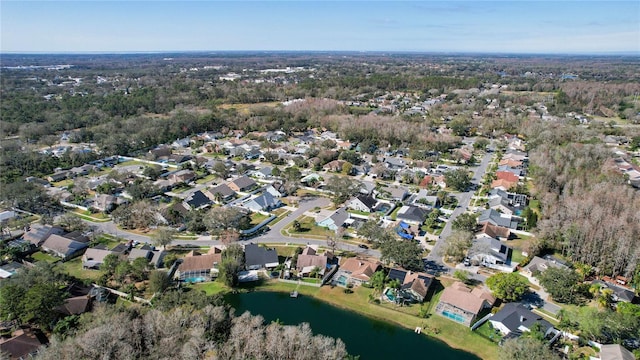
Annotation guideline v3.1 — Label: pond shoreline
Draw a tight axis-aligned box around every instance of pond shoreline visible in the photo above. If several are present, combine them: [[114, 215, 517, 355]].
[[220, 279, 496, 360]]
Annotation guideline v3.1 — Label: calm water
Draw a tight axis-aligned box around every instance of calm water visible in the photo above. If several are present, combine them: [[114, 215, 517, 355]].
[[226, 291, 481, 360]]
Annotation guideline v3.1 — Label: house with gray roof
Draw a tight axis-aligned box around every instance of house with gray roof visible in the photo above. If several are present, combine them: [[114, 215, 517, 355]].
[[489, 303, 554, 337], [41, 234, 88, 260], [244, 243, 279, 270], [243, 192, 281, 212], [317, 207, 350, 231], [207, 184, 236, 203], [477, 209, 518, 229], [82, 248, 115, 269], [228, 175, 257, 192], [396, 205, 429, 225], [468, 237, 512, 266], [598, 344, 635, 360], [348, 194, 377, 213], [23, 224, 65, 247]]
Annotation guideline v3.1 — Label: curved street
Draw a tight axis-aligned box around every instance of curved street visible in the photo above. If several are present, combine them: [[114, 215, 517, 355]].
[[86, 195, 380, 257]]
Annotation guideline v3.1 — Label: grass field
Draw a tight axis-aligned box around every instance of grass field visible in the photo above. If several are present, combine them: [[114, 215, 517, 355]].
[[282, 215, 334, 238], [56, 258, 105, 281], [193, 280, 229, 295], [31, 251, 59, 263], [249, 212, 270, 226], [195, 174, 218, 184], [246, 280, 498, 360]]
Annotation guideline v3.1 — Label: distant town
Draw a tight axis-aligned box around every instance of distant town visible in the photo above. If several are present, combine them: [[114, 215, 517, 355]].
[[1, 53, 639, 360]]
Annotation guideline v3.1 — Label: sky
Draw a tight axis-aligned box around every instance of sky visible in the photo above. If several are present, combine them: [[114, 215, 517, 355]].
[[1, 1, 639, 54]]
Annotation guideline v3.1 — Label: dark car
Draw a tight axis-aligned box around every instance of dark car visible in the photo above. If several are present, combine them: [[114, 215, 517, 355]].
[[358, 244, 369, 249]]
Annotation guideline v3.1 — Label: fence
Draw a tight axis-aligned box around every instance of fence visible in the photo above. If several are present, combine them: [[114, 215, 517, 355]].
[[471, 313, 493, 331]]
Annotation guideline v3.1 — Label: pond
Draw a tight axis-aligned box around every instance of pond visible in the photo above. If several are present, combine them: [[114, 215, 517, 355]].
[[226, 291, 481, 360]]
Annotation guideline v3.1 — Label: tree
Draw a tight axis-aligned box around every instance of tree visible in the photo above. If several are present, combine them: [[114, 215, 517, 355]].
[[341, 161, 353, 175], [212, 161, 229, 179], [20, 283, 67, 329], [101, 253, 122, 275], [473, 138, 490, 150], [152, 227, 176, 248], [379, 236, 423, 271], [444, 168, 472, 191], [357, 220, 382, 243], [111, 200, 158, 230], [451, 213, 477, 232], [149, 270, 171, 293], [292, 220, 301, 232], [453, 270, 471, 284], [439, 230, 473, 263], [57, 213, 88, 233], [325, 176, 362, 204], [499, 337, 560, 360], [219, 244, 244, 287], [203, 206, 249, 236], [370, 270, 387, 295], [538, 267, 582, 304], [486, 273, 530, 301]]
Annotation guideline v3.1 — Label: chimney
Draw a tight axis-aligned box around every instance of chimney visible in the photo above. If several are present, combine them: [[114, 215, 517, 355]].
[[520, 316, 526, 323]]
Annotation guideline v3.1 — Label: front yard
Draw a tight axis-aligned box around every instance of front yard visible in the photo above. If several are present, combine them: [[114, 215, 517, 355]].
[[281, 215, 334, 239]]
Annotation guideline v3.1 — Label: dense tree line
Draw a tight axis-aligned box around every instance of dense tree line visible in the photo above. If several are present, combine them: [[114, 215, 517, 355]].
[[36, 304, 349, 360], [529, 142, 640, 277]]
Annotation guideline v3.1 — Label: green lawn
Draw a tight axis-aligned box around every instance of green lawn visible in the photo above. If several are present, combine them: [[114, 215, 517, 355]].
[[52, 179, 73, 188], [195, 174, 217, 184], [511, 249, 526, 264], [31, 251, 60, 263], [347, 209, 371, 217], [193, 280, 229, 295], [473, 321, 502, 344], [250, 212, 270, 226], [243, 280, 497, 360], [282, 215, 334, 238], [389, 206, 401, 220], [56, 258, 105, 281]]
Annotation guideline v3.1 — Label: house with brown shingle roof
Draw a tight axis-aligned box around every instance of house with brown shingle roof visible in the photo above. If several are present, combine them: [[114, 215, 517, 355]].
[[495, 171, 519, 183], [340, 258, 381, 285], [388, 268, 435, 302], [491, 178, 518, 190], [296, 246, 334, 277], [476, 222, 511, 241], [0, 328, 47, 360], [435, 282, 495, 326], [176, 247, 223, 281]]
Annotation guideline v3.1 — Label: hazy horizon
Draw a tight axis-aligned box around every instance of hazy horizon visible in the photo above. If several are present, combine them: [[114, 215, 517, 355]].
[[1, 1, 639, 54]]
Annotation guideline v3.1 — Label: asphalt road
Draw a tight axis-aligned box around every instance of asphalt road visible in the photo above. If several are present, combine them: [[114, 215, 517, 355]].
[[86, 195, 380, 257], [425, 150, 495, 274]]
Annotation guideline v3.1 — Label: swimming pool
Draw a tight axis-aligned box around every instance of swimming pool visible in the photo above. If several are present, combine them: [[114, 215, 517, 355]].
[[183, 276, 207, 283], [336, 275, 348, 286], [441, 310, 466, 323], [384, 288, 396, 302]]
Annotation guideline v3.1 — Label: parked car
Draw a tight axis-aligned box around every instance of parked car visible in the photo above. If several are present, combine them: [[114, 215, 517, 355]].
[[358, 244, 369, 249]]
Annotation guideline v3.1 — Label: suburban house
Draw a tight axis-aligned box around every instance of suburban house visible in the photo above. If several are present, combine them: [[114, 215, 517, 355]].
[[47, 170, 71, 182], [243, 192, 281, 212], [0, 329, 47, 360], [207, 184, 236, 203], [339, 258, 381, 286], [496, 171, 520, 183], [475, 222, 511, 241], [435, 282, 496, 326], [395, 205, 429, 225], [128, 248, 153, 262], [22, 224, 65, 247], [317, 207, 350, 231], [323, 160, 346, 172], [387, 268, 434, 303], [244, 243, 279, 270], [82, 248, 115, 269], [168, 170, 196, 184], [477, 209, 518, 230], [149, 145, 172, 159], [172, 137, 191, 148], [490, 174, 518, 189], [468, 237, 512, 267], [521, 255, 569, 280], [176, 248, 223, 281], [498, 159, 523, 168], [489, 303, 554, 337], [41, 234, 88, 260], [347, 194, 377, 213], [377, 185, 408, 201], [56, 295, 92, 317], [384, 157, 406, 170], [591, 280, 638, 303], [296, 246, 334, 277], [183, 190, 214, 210], [252, 166, 273, 179], [265, 182, 287, 198], [597, 344, 635, 360], [92, 194, 117, 213], [228, 176, 257, 192], [244, 148, 262, 160]]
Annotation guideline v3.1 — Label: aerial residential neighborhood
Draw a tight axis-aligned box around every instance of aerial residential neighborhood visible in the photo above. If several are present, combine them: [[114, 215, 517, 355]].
[[1, 48, 639, 360]]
